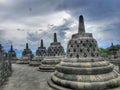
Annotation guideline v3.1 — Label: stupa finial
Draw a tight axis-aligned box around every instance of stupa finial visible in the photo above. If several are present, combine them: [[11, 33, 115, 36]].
[[54, 33, 57, 42], [26, 43, 29, 49], [111, 42, 114, 46], [78, 15, 85, 33], [10, 44, 13, 51], [41, 39, 43, 47]]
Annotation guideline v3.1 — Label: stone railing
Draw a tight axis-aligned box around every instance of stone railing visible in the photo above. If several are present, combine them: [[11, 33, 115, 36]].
[[0, 60, 12, 86]]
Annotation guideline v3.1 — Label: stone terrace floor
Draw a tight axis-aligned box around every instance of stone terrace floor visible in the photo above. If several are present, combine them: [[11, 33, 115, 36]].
[[0, 63, 120, 90], [0, 64, 53, 90]]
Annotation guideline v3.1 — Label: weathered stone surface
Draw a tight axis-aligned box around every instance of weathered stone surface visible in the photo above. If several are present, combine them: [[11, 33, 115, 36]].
[[39, 33, 65, 72], [8, 45, 17, 63], [39, 56, 64, 72], [106, 43, 120, 73], [22, 43, 33, 57], [16, 43, 33, 64], [0, 44, 8, 61], [48, 15, 120, 90], [36, 40, 47, 57], [107, 43, 118, 59], [0, 64, 53, 90], [29, 56, 42, 66], [0, 45, 12, 86]]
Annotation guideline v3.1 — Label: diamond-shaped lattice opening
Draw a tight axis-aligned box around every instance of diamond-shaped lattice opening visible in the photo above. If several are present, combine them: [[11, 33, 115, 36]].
[[76, 54, 79, 58], [74, 48, 76, 52], [93, 48, 95, 51], [80, 49, 83, 52], [87, 48, 90, 52], [84, 53, 87, 57], [70, 54, 72, 57], [91, 53, 94, 57], [89, 43, 92, 47], [71, 44, 73, 47], [75, 41, 77, 44], [83, 43, 86, 47], [80, 40, 83, 43]]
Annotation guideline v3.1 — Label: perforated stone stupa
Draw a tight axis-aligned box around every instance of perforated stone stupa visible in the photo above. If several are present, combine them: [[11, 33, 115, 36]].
[[107, 43, 118, 59], [29, 40, 46, 66], [39, 33, 65, 71], [36, 39, 46, 57], [17, 43, 33, 64], [48, 15, 120, 90], [8, 45, 17, 63], [22, 43, 32, 57], [107, 43, 120, 73]]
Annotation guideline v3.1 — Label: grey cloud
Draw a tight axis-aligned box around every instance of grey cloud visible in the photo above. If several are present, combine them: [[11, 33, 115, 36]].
[[0, 0, 63, 22], [57, 0, 120, 21]]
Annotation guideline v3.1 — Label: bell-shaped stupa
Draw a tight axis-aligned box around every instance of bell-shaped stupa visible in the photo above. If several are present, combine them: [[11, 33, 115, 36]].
[[29, 40, 46, 66], [17, 43, 33, 64], [39, 33, 65, 72], [48, 15, 120, 90], [36, 39, 47, 57], [107, 43, 120, 73], [107, 43, 118, 59], [8, 45, 17, 63]]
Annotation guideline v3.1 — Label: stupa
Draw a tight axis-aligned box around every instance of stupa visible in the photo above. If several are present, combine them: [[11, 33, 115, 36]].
[[39, 33, 65, 71], [16, 43, 33, 64], [107, 44, 120, 73], [8, 45, 17, 63], [22, 43, 32, 57], [29, 40, 46, 66], [107, 43, 118, 59], [36, 39, 46, 57], [48, 15, 120, 90]]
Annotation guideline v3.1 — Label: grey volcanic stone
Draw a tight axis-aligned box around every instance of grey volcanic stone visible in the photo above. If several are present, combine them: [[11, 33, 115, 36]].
[[0, 44, 12, 86], [29, 56, 42, 66], [0, 44, 8, 60], [39, 33, 65, 72], [0, 64, 53, 90], [107, 43, 118, 59], [36, 39, 47, 57], [106, 43, 120, 73], [22, 43, 33, 57], [48, 15, 120, 90], [29, 40, 46, 66], [16, 43, 33, 64], [8, 45, 17, 63]]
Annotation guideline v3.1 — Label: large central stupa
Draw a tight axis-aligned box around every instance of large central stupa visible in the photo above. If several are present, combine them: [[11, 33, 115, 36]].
[[48, 15, 120, 90]]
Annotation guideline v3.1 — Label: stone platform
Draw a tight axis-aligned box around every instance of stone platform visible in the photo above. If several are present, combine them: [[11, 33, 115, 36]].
[[48, 15, 120, 90], [48, 58, 120, 90], [16, 57, 29, 64], [29, 56, 42, 66], [39, 56, 64, 72]]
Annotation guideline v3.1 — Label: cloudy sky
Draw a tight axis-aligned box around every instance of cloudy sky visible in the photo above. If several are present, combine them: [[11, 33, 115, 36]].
[[0, 0, 120, 56]]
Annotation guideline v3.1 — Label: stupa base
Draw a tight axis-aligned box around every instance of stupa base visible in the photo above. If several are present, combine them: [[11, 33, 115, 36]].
[[38, 56, 64, 72], [39, 65, 56, 72], [29, 61, 40, 66], [16, 60, 29, 64], [48, 74, 120, 90]]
